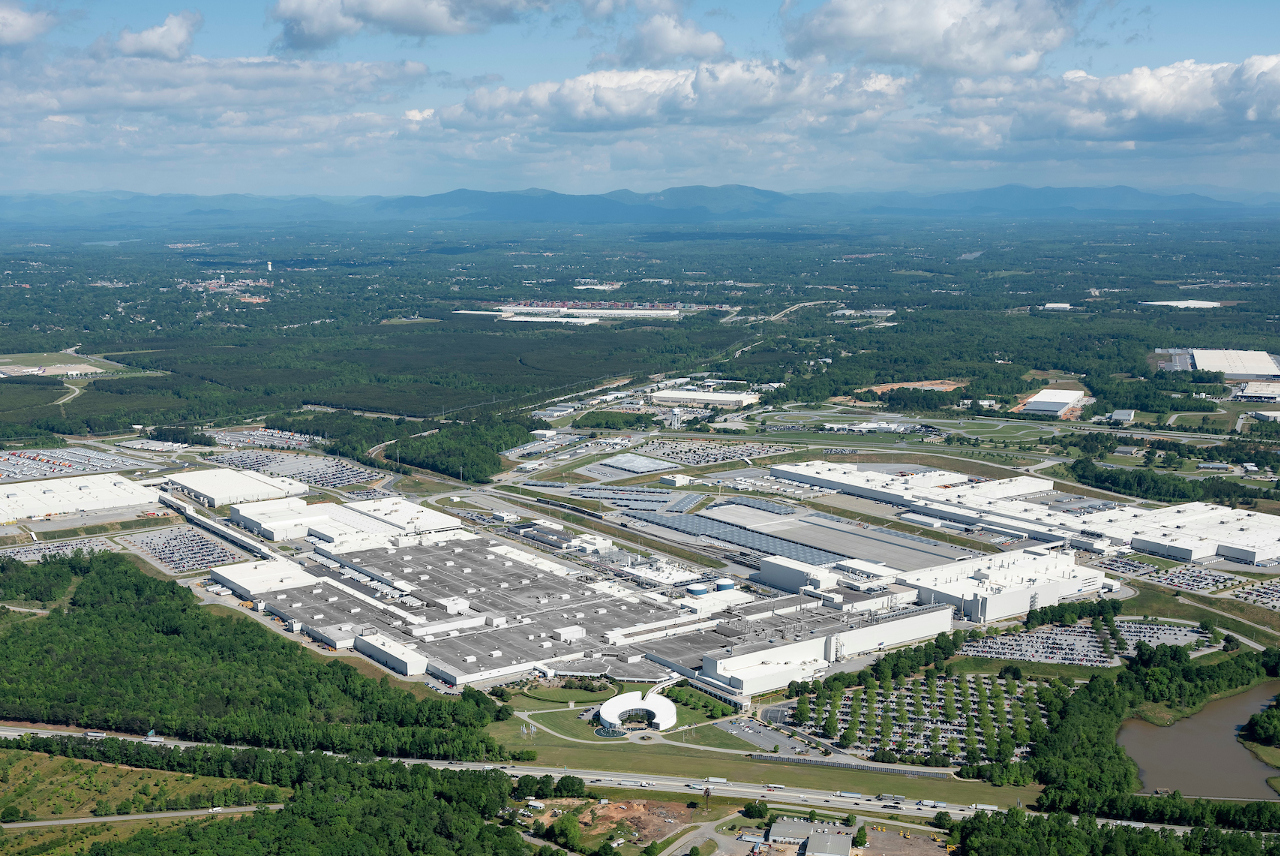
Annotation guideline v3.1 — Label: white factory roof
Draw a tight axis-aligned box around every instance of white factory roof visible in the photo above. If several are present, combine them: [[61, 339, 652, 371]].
[[210, 560, 320, 598], [1192, 349, 1280, 376], [1240, 382, 1280, 398], [1022, 388, 1086, 409], [170, 468, 308, 505], [651, 390, 760, 406], [1141, 301, 1222, 309], [345, 497, 461, 533], [0, 474, 158, 522]]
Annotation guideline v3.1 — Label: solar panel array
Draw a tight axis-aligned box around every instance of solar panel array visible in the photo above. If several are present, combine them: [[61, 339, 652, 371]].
[[717, 496, 796, 515], [667, 493, 703, 512], [622, 510, 846, 565]]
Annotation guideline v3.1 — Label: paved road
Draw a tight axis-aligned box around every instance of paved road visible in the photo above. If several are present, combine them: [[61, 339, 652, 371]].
[[1, 804, 282, 830]]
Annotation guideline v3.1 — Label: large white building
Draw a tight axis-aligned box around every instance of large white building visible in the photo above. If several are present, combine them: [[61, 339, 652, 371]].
[[772, 460, 1280, 565], [650, 390, 760, 408], [0, 474, 158, 522], [169, 468, 307, 507], [1021, 389, 1086, 416], [1192, 349, 1280, 377], [230, 496, 461, 547]]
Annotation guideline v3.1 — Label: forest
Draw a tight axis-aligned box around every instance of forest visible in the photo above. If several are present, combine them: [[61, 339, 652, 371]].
[[0, 553, 517, 760], [1, 219, 1280, 436]]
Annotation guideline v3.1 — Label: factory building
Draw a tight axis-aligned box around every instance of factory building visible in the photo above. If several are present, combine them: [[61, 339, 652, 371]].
[[0, 474, 158, 522], [1191, 349, 1280, 377], [650, 390, 760, 408], [1020, 388, 1086, 416], [900, 549, 1103, 623], [168, 468, 307, 507], [230, 496, 462, 547], [772, 460, 1280, 566]]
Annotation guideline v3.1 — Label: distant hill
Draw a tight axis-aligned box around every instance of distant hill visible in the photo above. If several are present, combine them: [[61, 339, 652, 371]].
[[0, 183, 1269, 229]]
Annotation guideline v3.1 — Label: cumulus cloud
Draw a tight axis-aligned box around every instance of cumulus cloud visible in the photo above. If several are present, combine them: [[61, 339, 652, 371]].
[[788, 0, 1077, 74], [434, 60, 904, 132], [272, 0, 548, 50], [613, 14, 725, 67], [0, 2, 55, 46], [117, 11, 203, 61]]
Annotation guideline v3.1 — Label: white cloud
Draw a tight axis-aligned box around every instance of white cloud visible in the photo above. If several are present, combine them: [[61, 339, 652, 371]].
[[117, 12, 203, 61], [614, 14, 725, 67], [272, 0, 548, 50], [436, 60, 904, 132], [788, 0, 1076, 74], [0, 3, 54, 46]]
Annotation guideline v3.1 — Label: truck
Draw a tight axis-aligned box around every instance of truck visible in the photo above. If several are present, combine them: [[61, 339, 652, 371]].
[[765, 784, 786, 790], [971, 804, 999, 813], [706, 777, 728, 784], [835, 793, 862, 799], [617, 781, 650, 788], [144, 735, 164, 744], [84, 730, 107, 740]]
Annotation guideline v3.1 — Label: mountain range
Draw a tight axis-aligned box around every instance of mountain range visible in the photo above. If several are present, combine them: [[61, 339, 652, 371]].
[[1, 183, 1275, 229]]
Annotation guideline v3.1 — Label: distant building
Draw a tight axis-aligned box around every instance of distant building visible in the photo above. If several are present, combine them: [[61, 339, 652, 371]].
[[1042, 303, 1073, 310], [651, 390, 760, 408], [1021, 389, 1086, 416]]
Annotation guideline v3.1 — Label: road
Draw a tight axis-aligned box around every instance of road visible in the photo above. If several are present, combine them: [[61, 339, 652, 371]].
[[2, 804, 282, 830]]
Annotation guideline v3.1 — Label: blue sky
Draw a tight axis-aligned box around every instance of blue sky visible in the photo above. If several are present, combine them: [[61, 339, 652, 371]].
[[6, 0, 1280, 195]]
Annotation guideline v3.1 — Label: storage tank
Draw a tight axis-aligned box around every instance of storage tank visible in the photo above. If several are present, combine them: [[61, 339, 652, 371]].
[[715, 578, 735, 591], [687, 583, 709, 596]]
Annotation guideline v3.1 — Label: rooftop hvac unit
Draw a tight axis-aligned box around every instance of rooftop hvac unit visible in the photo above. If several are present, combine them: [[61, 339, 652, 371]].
[[349, 607, 361, 614], [463, 655, 476, 663], [489, 650, 502, 658]]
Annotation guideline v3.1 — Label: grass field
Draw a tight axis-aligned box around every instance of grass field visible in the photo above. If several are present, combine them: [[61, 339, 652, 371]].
[[488, 719, 1041, 808], [0, 813, 242, 854], [0, 749, 287, 822], [945, 656, 1122, 683], [1184, 592, 1280, 636], [1123, 552, 1184, 570], [1123, 581, 1280, 646], [523, 687, 617, 703], [667, 725, 756, 752], [528, 710, 623, 742]]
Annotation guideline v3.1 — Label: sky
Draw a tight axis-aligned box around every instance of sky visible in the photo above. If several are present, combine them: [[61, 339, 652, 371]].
[[5, 0, 1280, 196]]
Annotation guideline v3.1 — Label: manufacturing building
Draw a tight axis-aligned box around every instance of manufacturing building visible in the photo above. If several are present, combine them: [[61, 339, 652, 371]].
[[1192, 349, 1280, 377], [650, 390, 760, 408], [0, 473, 159, 522], [772, 460, 1280, 566], [1237, 383, 1280, 403], [1020, 388, 1086, 416], [169, 468, 307, 507], [230, 496, 462, 549]]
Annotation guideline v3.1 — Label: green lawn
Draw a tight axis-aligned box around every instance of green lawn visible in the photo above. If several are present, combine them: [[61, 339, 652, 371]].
[[488, 719, 1041, 808], [1124, 581, 1280, 645], [528, 709, 624, 742], [668, 724, 756, 752], [523, 687, 618, 703], [1123, 552, 1184, 570], [946, 656, 1123, 683]]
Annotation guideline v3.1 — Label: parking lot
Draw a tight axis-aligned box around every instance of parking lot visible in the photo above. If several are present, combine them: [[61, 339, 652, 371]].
[[207, 451, 373, 488], [207, 428, 318, 450], [1139, 567, 1240, 592], [640, 440, 795, 466], [779, 674, 1054, 763], [0, 536, 115, 561], [1096, 556, 1165, 576], [713, 718, 815, 755], [0, 447, 147, 482], [120, 525, 245, 573], [1233, 579, 1280, 611], [958, 620, 1204, 667]]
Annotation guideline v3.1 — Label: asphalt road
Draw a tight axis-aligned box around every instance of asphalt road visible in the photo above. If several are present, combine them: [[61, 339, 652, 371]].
[[1, 804, 282, 830]]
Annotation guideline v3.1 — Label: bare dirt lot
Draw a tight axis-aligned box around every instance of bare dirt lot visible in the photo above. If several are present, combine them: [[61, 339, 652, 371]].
[[531, 798, 695, 847]]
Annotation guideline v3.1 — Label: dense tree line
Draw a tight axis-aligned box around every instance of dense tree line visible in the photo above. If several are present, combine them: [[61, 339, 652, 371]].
[[390, 416, 549, 482], [149, 426, 216, 446], [572, 411, 655, 430], [0, 554, 517, 760], [0, 550, 91, 602], [1069, 457, 1280, 503], [952, 807, 1280, 856]]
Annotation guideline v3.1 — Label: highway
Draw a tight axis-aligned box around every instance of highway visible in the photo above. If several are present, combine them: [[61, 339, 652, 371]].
[[0, 723, 1222, 837]]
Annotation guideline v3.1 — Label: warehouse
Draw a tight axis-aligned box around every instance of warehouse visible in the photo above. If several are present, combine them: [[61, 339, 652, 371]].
[[1020, 388, 1085, 416], [650, 390, 760, 408], [773, 460, 1280, 566], [209, 559, 320, 598], [231, 496, 462, 545], [354, 632, 429, 676], [1192, 349, 1280, 377], [1237, 383, 1280, 403], [169, 468, 307, 506], [0, 473, 159, 522]]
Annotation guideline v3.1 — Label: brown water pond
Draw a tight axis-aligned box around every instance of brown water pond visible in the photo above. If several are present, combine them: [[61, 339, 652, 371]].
[[1116, 680, 1280, 800]]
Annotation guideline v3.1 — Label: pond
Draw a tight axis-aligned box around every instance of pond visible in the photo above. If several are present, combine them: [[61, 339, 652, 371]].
[[1116, 680, 1280, 800]]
